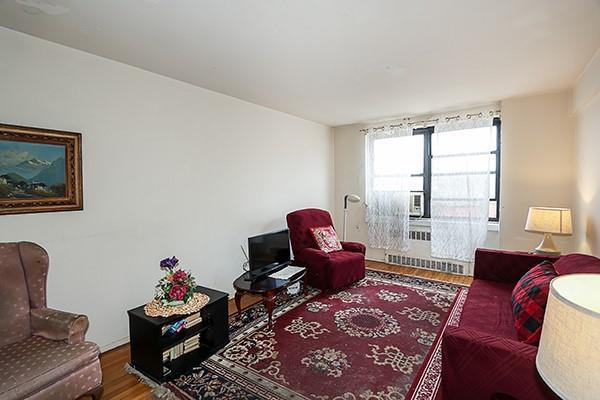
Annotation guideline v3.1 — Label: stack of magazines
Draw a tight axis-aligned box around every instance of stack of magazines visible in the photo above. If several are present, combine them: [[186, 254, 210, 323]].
[[183, 334, 200, 354], [185, 312, 202, 329]]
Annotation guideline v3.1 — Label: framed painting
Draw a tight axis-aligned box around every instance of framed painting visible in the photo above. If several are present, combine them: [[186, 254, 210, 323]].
[[0, 123, 83, 215]]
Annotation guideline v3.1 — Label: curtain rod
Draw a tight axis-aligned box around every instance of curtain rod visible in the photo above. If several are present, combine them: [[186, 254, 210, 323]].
[[359, 109, 501, 133]]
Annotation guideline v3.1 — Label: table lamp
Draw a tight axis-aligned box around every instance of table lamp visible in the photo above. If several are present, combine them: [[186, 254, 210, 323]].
[[536, 274, 600, 399], [343, 194, 361, 241], [524, 207, 572, 255]]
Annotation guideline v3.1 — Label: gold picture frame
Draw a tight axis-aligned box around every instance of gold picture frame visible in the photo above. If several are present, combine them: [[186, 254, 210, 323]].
[[0, 123, 83, 215]]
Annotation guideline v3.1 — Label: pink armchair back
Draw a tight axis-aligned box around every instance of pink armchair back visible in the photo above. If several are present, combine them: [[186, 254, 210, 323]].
[[0, 242, 49, 347]]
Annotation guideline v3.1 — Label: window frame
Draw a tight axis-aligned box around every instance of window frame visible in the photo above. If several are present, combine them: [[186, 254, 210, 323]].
[[410, 118, 501, 222]]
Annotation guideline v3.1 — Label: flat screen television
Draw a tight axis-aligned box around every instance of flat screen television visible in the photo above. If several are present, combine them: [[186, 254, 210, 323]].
[[248, 229, 291, 273]]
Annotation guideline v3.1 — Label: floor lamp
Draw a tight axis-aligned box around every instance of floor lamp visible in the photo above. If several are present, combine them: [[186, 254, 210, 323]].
[[343, 194, 361, 241]]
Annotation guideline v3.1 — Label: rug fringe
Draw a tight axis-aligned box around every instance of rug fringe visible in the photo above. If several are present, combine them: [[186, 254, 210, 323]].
[[124, 363, 181, 400]]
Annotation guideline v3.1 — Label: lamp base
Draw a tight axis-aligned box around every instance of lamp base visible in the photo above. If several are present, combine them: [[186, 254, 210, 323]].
[[533, 233, 561, 256]]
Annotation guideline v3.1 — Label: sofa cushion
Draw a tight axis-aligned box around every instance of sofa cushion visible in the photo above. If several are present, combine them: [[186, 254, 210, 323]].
[[310, 225, 343, 253], [459, 279, 519, 340], [554, 253, 600, 275], [0, 335, 100, 400], [24, 360, 102, 400], [511, 261, 557, 345]]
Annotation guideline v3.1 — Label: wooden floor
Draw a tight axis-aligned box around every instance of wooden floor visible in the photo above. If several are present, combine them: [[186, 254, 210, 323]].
[[96, 261, 472, 400]]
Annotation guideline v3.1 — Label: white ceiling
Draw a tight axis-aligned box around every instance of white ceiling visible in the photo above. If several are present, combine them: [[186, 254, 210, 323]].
[[1, 0, 599, 126]]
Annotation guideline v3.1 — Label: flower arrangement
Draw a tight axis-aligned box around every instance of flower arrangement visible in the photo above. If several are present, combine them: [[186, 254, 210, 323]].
[[154, 256, 197, 306]]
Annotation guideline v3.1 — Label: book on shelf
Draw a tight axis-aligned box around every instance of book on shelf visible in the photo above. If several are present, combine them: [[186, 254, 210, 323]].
[[184, 334, 200, 343], [183, 333, 200, 354], [183, 344, 199, 354], [163, 343, 185, 361], [160, 313, 203, 336], [185, 312, 202, 328], [162, 333, 201, 361]]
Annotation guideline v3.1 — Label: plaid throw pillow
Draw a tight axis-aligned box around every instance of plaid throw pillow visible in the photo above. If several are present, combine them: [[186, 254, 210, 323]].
[[511, 261, 557, 345], [310, 225, 343, 253]]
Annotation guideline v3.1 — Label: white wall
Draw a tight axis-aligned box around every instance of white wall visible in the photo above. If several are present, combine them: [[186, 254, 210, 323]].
[[0, 27, 334, 350], [499, 91, 575, 252], [332, 124, 373, 256], [333, 90, 577, 269], [573, 49, 600, 255]]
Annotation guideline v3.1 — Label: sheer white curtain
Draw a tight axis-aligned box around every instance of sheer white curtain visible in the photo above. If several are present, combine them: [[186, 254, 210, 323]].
[[430, 112, 497, 262], [365, 126, 415, 251]]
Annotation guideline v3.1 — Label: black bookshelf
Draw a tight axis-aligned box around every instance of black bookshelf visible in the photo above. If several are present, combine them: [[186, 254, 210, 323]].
[[127, 286, 229, 382]]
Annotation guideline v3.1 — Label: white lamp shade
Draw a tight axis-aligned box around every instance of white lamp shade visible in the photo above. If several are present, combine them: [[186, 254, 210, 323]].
[[525, 207, 572, 235], [346, 194, 361, 203], [536, 274, 600, 399]]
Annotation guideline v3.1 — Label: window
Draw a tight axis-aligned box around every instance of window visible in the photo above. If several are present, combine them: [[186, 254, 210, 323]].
[[403, 118, 501, 221], [371, 134, 423, 192]]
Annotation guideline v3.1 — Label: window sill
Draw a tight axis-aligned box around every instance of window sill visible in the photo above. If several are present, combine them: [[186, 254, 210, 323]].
[[409, 218, 500, 232]]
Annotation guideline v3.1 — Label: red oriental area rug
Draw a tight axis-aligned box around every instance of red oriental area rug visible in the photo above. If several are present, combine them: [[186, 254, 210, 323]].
[[166, 270, 467, 400]]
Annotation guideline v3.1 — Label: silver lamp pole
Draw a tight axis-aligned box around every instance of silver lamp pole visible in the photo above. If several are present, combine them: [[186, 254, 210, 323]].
[[343, 194, 361, 241]]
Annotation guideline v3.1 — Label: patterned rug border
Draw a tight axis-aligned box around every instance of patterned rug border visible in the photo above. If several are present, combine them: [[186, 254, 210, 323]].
[[405, 287, 468, 400], [204, 358, 310, 400], [130, 270, 468, 400]]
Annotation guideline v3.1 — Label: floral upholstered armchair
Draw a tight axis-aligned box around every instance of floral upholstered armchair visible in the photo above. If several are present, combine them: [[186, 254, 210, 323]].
[[0, 242, 102, 400]]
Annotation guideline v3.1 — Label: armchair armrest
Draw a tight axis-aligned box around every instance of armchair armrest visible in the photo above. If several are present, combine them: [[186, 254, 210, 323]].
[[31, 308, 89, 344], [340, 241, 366, 254], [473, 248, 559, 283], [441, 326, 557, 400]]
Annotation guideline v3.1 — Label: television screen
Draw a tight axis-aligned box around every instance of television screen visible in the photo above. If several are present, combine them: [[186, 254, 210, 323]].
[[248, 229, 290, 271]]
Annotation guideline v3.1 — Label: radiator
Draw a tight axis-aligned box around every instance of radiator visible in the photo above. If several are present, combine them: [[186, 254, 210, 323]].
[[386, 253, 466, 275], [409, 230, 431, 241]]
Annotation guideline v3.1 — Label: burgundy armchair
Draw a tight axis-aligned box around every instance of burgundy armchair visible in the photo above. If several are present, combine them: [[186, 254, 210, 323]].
[[286, 208, 366, 290], [441, 248, 600, 400], [0, 242, 103, 400]]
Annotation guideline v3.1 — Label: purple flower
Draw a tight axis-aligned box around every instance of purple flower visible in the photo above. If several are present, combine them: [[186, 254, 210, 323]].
[[160, 256, 179, 270]]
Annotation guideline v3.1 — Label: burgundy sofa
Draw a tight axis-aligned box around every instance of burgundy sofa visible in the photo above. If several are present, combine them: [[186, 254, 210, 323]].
[[286, 208, 366, 290], [0, 242, 103, 400], [441, 248, 600, 400]]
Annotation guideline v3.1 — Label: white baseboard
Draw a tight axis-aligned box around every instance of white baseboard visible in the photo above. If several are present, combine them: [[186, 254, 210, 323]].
[[100, 336, 129, 353], [366, 257, 386, 262]]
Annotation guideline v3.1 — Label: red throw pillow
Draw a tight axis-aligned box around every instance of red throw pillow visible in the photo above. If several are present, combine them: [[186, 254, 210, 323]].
[[310, 225, 343, 253], [511, 261, 557, 345]]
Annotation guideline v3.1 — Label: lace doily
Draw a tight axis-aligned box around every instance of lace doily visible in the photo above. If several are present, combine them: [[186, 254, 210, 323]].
[[143, 292, 210, 317]]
